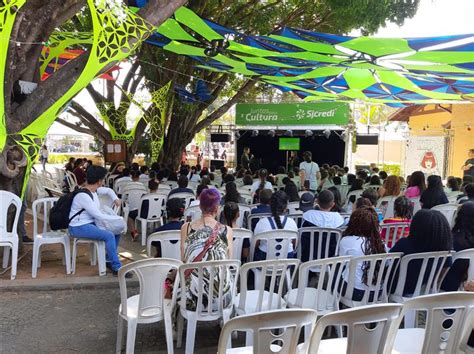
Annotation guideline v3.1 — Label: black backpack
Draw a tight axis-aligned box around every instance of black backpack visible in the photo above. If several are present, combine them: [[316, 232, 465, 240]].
[[49, 189, 93, 230]]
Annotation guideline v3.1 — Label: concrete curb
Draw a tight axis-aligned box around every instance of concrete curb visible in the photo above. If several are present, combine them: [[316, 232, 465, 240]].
[[0, 276, 138, 292]]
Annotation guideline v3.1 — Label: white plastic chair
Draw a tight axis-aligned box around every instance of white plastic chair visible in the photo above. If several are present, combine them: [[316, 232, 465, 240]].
[[452, 248, 474, 283], [340, 253, 403, 308], [296, 227, 342, 262], [217, 309, 317, 354], [409, 197, 421, 215], [249, 230, 298, 261], [447, 191, 463, 204], [65, 171, 78, 190], [308, 303, 403, 354], [166, 181, 178, 190], [31, 198, 71, 278], [122, 187, 148, 220], [380, 222, 410, 249], [286, 256, 351, 339], [71, 238, 107, 276], [114, 180, 132, 196], [168, 192, 195, 209], [366, 185, 382, 192], [287, 201, 299, 214], [184, 204, 202, 222], [431, 203, 460, 228], [391, 292, 474, 354], [135, 194, 166, 246], [176, 260, 240, 354], [231, 228, 252, 261], [116, 258, 182, 354], [287, 211, 303, 228], [236, 204, 251, 228], [336, 185, 350, 204], [377, 196, 397, 219], [344, 190, 363, 208], [389, 250, 451, 327], [0, 191, 22, 280], [146, 230, 180, 259], [246, 212, 271, 231]]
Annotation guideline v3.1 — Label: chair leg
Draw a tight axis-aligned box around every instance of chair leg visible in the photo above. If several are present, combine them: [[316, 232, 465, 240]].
[[116, 314, 124, 354], [176, 314, 184, 348], [185, 314, 197, 354], [125, 319, 137, 354], [141, 220, 146, 246], [32, 241, 40, 278], [10, 243, 18, 280], [63, 239, 72, 275], [97, 242, 106, 276], [164, 302, 174, 354], [2, 246, 9, 269], [71, 239, 77, 274], [90, 243, 97, 266]]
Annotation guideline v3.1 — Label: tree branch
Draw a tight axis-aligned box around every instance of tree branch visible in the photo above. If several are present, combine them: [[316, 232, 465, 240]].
[[56, 117, 95, 136], [69, 101, 111, 140]]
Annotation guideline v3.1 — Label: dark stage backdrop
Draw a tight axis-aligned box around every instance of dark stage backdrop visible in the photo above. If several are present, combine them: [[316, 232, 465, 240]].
[[236, 130, 346, 174]]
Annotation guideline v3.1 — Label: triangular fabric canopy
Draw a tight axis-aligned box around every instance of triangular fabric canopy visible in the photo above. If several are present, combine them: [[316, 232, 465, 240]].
[[145, 7, 474, 105]]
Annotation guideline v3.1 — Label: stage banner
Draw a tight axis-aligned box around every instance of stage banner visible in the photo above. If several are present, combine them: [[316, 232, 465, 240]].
[[405, 136, 446, 178], [235, 102, 349, 126]]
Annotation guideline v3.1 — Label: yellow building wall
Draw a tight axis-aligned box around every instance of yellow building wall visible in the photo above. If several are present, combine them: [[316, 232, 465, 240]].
[[407, 104, 474, 177]]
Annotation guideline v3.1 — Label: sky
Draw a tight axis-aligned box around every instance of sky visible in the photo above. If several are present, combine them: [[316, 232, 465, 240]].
[[51, 0, 474, 136]]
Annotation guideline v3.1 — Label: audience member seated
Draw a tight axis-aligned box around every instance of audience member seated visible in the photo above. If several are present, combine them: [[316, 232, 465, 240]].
[[251, 169, 272, 198], [68, 166, 125, 275], [299, 192, 315, 213], [381, 196, 413, 248], [114, 167, 132, 185], [284, 181, 299, 202], [445, 176, 460, 194], [368, 174, 382, 187], [242, 175, 253, 187], [338, 207, 387, 301], [317, 170, 334, 192], [459, 183, 474, 204], [441, 202, 474, 291], [253, 191, 297, 261], [275, 166, 288, 188], [169, 175, 194, 197], [348, 178, 365, 204], [378, 175, 401, 198], [72, 158, 87, 186], [420, 175, 449, 209], [328, 186, 346, 213], [222, 182, 246, 205], [189, 184, 208, 209], [354, 197, 373, 210], [389, 209, 452, 296], [300, 190, 344, 261], [404, 170, 426, 198], [138, 166, 149, 184], [65, 157, 76, 172], [222, 202, 239, 228], [152, 198, 185, 257], [379, 170, 388, 183], [188, 166, 201, 183], [332, 176, 342, 186], [346, 173, 356, 186]]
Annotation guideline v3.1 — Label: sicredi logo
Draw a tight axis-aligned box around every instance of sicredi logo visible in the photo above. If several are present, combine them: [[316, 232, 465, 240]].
[[244, 108, 278, 121], [295, 109, 336, 120]]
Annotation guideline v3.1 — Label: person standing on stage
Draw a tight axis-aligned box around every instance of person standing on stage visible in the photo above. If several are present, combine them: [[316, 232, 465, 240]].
[[299, 151, 320, 192], [241, 147, 251, 170], [462, 149, 474, 177], [288, 151, 300, 171]]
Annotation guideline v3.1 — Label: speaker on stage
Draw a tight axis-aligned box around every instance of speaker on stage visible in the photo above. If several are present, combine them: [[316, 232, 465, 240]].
[[211, 133, 230, 142]]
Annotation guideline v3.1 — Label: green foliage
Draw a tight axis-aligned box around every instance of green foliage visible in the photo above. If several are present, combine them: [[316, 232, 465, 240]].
[[381, 163, 401, 177], [47, 154, 70, 164]]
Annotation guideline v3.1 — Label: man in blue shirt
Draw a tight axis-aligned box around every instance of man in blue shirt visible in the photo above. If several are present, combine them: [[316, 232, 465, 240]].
[[249, 189, 272, 231], [168, 175, 194, 197]]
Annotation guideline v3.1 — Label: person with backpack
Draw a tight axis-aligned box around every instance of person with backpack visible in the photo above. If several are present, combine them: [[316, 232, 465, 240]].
[[67, 166, 126, 276]]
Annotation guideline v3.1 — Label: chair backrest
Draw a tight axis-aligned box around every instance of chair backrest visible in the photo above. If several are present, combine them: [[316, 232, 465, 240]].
[[431, 203, 460, 228], [0, 191, 22, 238], [247, 212, 272, 231], [389, 292, 474, 354], [297, 227, 343, 261], [345, 190, 363, 208], [184, 204, 202, 222], [336, 185, 350, 203], [236, 204, 251, 228], [168, 192, 195, 208], [166, 181, 178, 190], [250, 230, 298, 261], [308, 304, 403, 354], [287, 201, 299, 214], [32, 197, 59, 236], [114, 179, 130, 195], [287, 211, 303, 228], [146, 230, 181, 259], [158, 184, 171, 192], [118, 258, 182, 320], [379, 222, 410, 249], [138, 194, 166, 220], [392, 251, 451, 297], [217, 309, 317, 354], [65, 171, 78, 190], [122, 187, 148, 211], [293, 256, 351, 313], [178, 260, 240, 317], [344, 253, 403, 305], [452, 248, 474, 282], [366, 185, 382, 192], [409, 196, 421, 215], [376, 196, 396, 219], [237, 259, 300, 313], [231, 228, 252, 261]]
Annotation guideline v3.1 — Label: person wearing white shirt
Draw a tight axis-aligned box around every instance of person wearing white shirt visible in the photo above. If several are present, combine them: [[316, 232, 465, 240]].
[[253, 191, 298, 260], [68, 166, 126, 275], [299, 151, 321, 192], [338, 207, 388, 301], [251, 169, 273, 200], [139, 165, 150, 185]]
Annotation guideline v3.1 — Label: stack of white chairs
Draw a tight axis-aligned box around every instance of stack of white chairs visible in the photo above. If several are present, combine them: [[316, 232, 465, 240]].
[[0, 191, 22, 280]]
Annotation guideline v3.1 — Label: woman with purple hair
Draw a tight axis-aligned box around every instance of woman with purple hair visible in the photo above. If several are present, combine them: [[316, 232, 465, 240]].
[[178, 188, 234, 311]]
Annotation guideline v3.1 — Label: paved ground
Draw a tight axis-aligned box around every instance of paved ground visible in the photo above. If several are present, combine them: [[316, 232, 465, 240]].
[[0, 288, 235, 354]]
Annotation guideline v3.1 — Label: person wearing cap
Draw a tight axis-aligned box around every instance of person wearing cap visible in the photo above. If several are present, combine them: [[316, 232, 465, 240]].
[[152, 198, 185, 257], [299, 151, 321, 192], [300, 190, 344, 262], [299, 192, 315, 213]]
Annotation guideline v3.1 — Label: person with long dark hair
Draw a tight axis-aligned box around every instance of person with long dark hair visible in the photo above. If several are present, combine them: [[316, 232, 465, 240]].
[[390, 209, 452, 295], [223, 202, 240, 228], [420, 175, 448, 209], [404, 171, 426, 198], [441, 202, 474, 291], [381, 196, 413, 248], [251, 169, 272, 202], [328, 186, 346, 212], [338, 207, 387, 301], [253, 191, 298, 261], [348, 178, 365, 204], [284, 181, 300, 202], [222, 182, 245, 205]]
